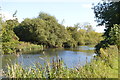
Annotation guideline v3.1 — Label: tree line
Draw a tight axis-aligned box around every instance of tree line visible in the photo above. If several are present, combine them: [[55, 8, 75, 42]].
[[14, 13, 102, 48], [1, 12, 103, 54]]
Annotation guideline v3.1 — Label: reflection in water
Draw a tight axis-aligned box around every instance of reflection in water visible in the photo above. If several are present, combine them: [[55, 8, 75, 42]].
[[2, 45, 95, 69]]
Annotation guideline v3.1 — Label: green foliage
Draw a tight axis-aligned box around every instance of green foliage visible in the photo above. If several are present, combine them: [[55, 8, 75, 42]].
[[66, 27, 78, 47], [93, 1, 120, 26], [14, 13, 78, 48], [4, 46, 118, 78], [1, 12, 103, 54], [95, 24, 120, 54], [38, 12, 57, 23], [2, 41, 19, 54], [14, 18, 47, 43], [1, 18, 43, 54], [107, 24, 120, 48], [14, 13, 102, 49], [2, 19, 19, 42], [93, 1, 120, 53], [2, 41, 43, 54], [66, 26, 103, 46], [15, 42, 43, 52]]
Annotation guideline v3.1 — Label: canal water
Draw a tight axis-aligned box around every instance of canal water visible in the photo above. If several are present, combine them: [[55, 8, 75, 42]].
[[2, 45, 96, 69]]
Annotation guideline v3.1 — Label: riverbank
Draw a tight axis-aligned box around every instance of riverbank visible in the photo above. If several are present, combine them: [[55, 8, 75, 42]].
[[1, 17, 103, 54], [3, 45, 118, 78], [2, 40, 97, 54], [2, 41, 43, 54]]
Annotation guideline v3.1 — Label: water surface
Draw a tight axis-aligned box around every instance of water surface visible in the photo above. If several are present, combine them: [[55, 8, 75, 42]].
[[2, 45, 95, 69]]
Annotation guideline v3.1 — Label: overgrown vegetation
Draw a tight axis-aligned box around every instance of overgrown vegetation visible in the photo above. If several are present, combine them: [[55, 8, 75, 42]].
[[93, 1, 120, 54], [2, 41, 43, 54], [1, 0, 119, 78], [14, 13, 102, 48], [3, 45, 118, 78], [1, 18, 43, 54], [1, 12, 102, 54]]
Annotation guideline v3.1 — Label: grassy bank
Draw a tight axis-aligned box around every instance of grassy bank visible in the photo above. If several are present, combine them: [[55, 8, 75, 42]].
[[3, 45, 118, 78], [2, 41, 43, 54]]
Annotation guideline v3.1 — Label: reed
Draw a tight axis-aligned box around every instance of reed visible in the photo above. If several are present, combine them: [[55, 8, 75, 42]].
[[2, 41, 43, 54], [3, 46, 118, 78]]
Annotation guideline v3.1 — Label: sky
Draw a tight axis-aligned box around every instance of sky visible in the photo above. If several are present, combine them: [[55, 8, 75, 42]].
[[0, 0, 105, 32]]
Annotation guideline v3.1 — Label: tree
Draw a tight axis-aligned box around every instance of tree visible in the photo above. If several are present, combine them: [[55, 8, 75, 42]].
[[107, 24, 120, 51], [93, 1, 120, 26], [93, 1, 120, 52], [1, 10, 19, 42], [38, 12, 57, 23], [66, 27, 79, 46], [14, 18, 47, 44], [14, 13, 72, 48], [38, 13, 70, 47], [2, 19, 19, 42]]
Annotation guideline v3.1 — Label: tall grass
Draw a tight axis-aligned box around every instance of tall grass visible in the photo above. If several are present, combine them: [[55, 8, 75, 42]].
[[3, 45, 118, 78], [2, 41, 43, 54]]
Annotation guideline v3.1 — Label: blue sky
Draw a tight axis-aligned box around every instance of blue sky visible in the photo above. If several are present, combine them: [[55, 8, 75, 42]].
[[0, 0, 105, 32]]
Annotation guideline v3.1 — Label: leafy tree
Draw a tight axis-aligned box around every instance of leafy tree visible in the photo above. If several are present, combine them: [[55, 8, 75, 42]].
[[38, 13, 70, 47], [14, 13, 73, 48], [14, 12, 103, 49], [93, 1, 120, 52], [1, 19, 20, 54], [2, 19, 19, 42], [14, 18, 47, 44], [107, 24, 120, 51], [66, 25, 102, 46], [66, 27, 79, 46], [38, 12, 57, 23], [77, 29, 86, 45], [93, 1, 120, 26]]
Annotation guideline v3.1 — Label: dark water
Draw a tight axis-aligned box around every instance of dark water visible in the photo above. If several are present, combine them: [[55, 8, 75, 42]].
[[2, 45, 96, 69]]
